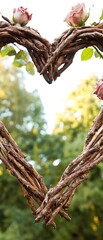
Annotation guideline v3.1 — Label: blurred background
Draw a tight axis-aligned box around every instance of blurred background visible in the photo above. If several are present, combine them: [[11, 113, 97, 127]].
[[0, 56, 103, 239], [0, 0, 103, 239]]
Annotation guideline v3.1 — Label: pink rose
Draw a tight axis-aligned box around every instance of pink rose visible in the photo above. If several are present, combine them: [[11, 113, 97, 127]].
[[94, 79, 103, 100], [13, 7, 32, 26], [64, 3, 89, 27]]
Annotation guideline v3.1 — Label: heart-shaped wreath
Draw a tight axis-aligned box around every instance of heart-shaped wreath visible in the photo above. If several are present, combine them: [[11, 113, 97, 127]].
[[0, 13, 103, 227]]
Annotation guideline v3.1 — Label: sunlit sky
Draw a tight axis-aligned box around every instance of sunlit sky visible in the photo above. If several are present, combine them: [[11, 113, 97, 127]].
[[1, 0, 103, 132]]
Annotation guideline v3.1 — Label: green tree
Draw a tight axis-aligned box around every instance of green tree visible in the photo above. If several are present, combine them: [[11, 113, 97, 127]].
[[0, 57, 47, 160], [49, 75, 103, 239], [0, 57, 54, 239], [54, 75, 99, 136], [52, 75, 100, 171], [0, 56, 103, 240]]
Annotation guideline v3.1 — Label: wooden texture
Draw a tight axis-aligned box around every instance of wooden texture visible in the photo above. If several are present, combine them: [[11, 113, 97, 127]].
[[0, 17, 103, 227], [0, 109, 103, 226], [0, 18, 103, 83]]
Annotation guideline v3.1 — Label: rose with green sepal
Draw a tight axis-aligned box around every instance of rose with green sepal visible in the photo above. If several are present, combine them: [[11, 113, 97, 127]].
[[13, 7, 32, 26], [64, 3, 89, 27]]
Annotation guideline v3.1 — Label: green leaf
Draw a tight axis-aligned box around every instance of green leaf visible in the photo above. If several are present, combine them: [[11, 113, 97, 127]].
[[81, 48, 93, 61], [94, 49, 103, 59], [94, 50, 101, 58], [13, 50, 28, 67], [15, 50, 28, 62], [0, 45, 16, 57], [100, 9, 103, 21], [26, 62, 35, 75], [13, 58, 26, 67]]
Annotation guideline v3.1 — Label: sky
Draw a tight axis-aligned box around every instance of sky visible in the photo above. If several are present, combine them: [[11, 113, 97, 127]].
[[1, 0, 103, 132]]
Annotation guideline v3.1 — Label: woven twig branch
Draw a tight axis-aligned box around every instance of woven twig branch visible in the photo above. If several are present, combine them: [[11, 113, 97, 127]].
[[0, 109, 103, 227], [0, 121, 71, 227], [35, 110, 103, 225], [0, 18, 103, 83], [0, 17, 103, 227]]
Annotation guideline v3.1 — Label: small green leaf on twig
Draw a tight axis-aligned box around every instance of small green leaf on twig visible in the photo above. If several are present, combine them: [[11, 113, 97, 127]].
[[13, 50, 29, 67], [81, 48, 93, 61], [13, 58, 26, 67], [94, 47, 103, 59], [15, 50, 28, 62], [94, 50, 100, 58], [99, 9, 103, 21], [26, 62, 35, 75], [0, 45, 16, 57]]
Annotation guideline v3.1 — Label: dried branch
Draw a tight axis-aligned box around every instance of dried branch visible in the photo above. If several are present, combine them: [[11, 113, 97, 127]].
[[35, 109, 103, 225], [0, 121, 70, 227], [0, 109, 103, 226], [0, 19, 103, 82]]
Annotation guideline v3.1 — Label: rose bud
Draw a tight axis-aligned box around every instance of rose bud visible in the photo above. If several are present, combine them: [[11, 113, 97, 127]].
[[13, 7, 32, 26], [94, 78, 103, 100], [64, 3, 89, 27]]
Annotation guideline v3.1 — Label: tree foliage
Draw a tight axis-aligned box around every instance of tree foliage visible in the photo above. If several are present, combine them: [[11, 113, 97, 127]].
[[0, 59, 103, 239]]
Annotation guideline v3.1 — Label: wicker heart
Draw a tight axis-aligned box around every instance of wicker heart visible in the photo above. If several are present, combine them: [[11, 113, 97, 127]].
[[0, 20, 103, 227], [0, 21, 103, 83]]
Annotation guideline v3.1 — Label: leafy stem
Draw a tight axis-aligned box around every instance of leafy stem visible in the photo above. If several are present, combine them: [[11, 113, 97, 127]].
[[93, 46, 103, 59]]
